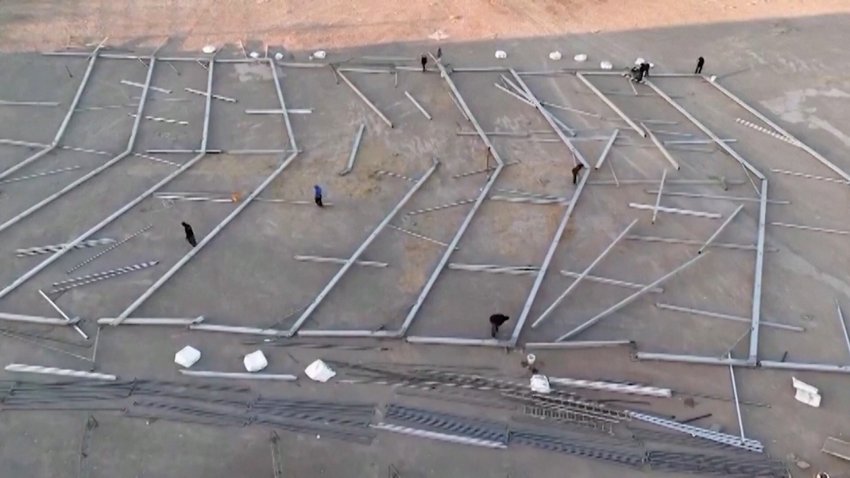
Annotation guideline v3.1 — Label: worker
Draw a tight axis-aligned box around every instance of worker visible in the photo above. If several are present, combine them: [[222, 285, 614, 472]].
[[571, 163, 585, 185], [182, 222, 197, 247], [630, 65, 643, 83], [695, 56, 705, 74], [314, 184, 324, 208], [437, 47, 442, 61], [490, 313, 510, 338], [640, 62, 651, 78], [420, 54, 428, 72]]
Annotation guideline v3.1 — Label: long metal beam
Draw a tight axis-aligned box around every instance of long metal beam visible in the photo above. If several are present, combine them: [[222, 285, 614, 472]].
[[510, 70, 588, 167], [509, 171, 590, 345], [531, 219, 637, 329], [336, 69, 393, 128], [397, 55, 507, 337], [0, 45, 101, 181], [706, 78, 850, 183], [0, 55, 217, 301], [699, 204, 744, 254], [643, 79, 764, 181], [748, 181, 768, 362], [636, 351, 850, 374], [0, 56, 157, 235], [112, 60, 300, 325], [655, 303, 803, 332], [576, 73, 645, 137], [556, 252, 709, 341], [286, 160, 439, 335]]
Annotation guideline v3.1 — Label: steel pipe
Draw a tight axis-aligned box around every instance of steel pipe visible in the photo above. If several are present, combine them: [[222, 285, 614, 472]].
[[524, 340, 633, 350], [559, 270, 664, 292], [5, 363, 116, 381], [293, 255, 388, 268], [595, 129, 619, 169], [178, 370, 297, 381], [629, 203, 721, 219], [336, 69, 392, 128], [651, 169, 667, 224], [286, 161, 439, 334], [645, 190, 789, 205], [97, 316, 204, 326], [770, 168, 849, 185], [38, 289, 87, 339], [339, 124, 365, 176], [0, 312, 80, 326], [404, 91, 432, 120], [699, 204, 744, 254], [655, 303, 803, 332], [557, 253, 709, 341], [576, 73, 645, 137], [836, 299, 850, 359], [624, 235, 775, 252], [748, 181, 768, 362], [771, 221, 850, 236], [645, 127, 679, 170]]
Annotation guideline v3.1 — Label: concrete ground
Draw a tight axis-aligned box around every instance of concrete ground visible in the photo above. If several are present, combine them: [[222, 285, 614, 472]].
[[0, 9, 850, 478]]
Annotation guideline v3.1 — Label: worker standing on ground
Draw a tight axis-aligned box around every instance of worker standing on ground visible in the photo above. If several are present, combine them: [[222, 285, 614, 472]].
[[640, 62, 651, 79], [420, 54, 428, 72], [437, 47, 442, 61], [571, 164, 585, 185], [314, 184, 324, 208], [182, 222, 197, 247], [490, 313, 510, 338], [695, 56, 705, 74]]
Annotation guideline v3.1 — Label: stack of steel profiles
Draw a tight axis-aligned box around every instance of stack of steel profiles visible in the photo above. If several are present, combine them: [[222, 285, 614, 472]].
[[384, 404, 509, 444], [645, 450, 787, 477], [508, 428, 646, 468]]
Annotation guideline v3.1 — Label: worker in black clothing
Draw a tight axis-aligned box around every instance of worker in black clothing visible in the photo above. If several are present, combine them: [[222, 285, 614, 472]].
[[695, 56, 705, 74], [571, 164, 585, 185], [490, 313, 510, 338], [640, 62, 651, 78], [182, 222, 197, 247], [420, 54, 428, 72]]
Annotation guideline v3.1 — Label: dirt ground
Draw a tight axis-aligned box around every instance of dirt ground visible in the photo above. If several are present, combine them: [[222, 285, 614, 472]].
[[1, 1, 850, 477]]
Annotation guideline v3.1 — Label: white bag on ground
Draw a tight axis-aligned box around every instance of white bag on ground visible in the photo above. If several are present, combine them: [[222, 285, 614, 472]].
[[530, 374, 551, 394], [174, 346, 201, 368], [305, 359, 336, 382], [243, 350, 269, 372], [792, 376, 821, 407]]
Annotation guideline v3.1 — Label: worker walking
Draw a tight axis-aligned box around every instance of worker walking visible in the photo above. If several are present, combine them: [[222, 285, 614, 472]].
[[695, 56, 705, 74], [420, 54, 428, 72], [182, 222, 197, 247], [490, 313, 510, 338], [571, 163, 585, 185], [314, 184, 324, 208]]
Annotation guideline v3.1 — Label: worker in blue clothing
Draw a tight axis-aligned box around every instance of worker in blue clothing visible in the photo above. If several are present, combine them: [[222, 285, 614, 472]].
[[314, 185, 324, 208]]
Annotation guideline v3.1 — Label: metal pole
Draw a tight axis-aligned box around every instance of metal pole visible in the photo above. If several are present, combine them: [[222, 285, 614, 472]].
[[635, 352, 753, 367], [625, 235, 771, 252], [404, 91, 432, 120], [0, 45, 101, 181], [38, 290, 88, 339], [560, 270, 664, 292], [595, 129, 619, 169], [771, 222, 850, 236], [645, 190, 788, 205], [0, 54, 216, 301], [655, 303, 803, 332], [510, 70, 587, 166], [531, 219, 637, 329], [339, 124, 365, 176], [699, 204, 744, 254], [707, 78, 850, 183], [836, 299, 850, 360], [98, 316, 204, 326], [759, 360, 850, 374], [728, 353, 745, 439], [336, 69, 393, 128], [643, 80, 764, 181], [651, 169, 667, 224], [178, 370, 297, 381], [5, 363, 116, 381], [748, 181, 767, 363], [0, 312, 80, 326], [0, 57, 157, 235], [769, 168, 849, 185], [267, 58, 297, 152], [645, 127, 679, 170], [286, 161, 439, 334], [293, 255, 388, 268], [524, 340, 633, 350], [629, 203, 721, 219], [398, 56, 506, 336], [67, 224, 153, 273], [509, 173, 590, 344], [576, 73, 645, 137], [0, 166, 81, 186], [556, 252, 709, 341]]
